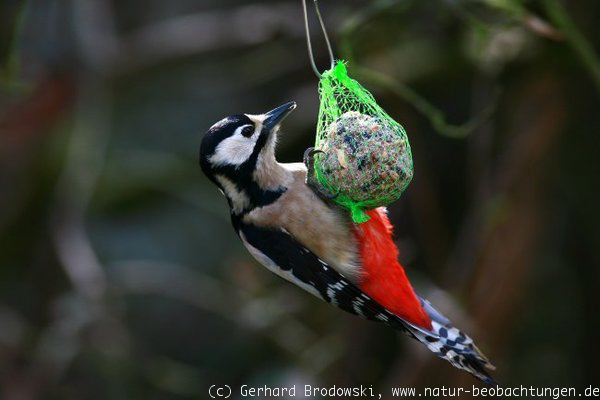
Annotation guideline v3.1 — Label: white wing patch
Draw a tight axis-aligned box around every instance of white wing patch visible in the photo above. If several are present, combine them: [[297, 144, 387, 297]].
[[376, 313, 389, 322], [352, 296, 366, 317], [326, 281, 347, 306]]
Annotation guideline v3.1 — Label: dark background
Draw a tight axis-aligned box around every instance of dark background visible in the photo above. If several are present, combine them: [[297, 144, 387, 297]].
[[1, 0, 599, 399]]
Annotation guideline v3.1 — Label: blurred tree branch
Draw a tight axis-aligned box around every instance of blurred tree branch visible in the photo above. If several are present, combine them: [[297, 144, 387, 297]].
[[541, 0, 600, 93], [340, 0, 498, 138], [384, 71, 567, 391], [116, 3, 307, 74], [0, 0, 29, 92], [355, 66, 498, 138], [465, 0, 563, 41]]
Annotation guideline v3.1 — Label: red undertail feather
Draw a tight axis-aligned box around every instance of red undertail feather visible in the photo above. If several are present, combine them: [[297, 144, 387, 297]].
[[354, 208, 432, 330]]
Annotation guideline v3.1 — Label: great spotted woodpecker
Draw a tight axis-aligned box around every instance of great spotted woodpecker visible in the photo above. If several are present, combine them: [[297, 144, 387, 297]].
[[199, 101, 496, 383]]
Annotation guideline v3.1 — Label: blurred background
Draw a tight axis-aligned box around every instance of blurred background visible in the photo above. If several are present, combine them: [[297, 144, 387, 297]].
[[1, 0, 599, 398]]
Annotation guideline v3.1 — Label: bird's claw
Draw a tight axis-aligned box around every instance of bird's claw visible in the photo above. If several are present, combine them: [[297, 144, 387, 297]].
[[303, 147, 338, 201], [303, 147, 324, 167]]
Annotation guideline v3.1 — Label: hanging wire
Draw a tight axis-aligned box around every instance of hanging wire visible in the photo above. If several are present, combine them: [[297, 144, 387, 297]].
[[302, 0, 335, 78]]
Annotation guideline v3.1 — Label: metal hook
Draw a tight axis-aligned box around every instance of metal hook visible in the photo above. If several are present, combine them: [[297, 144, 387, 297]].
[[302, 0, 335, 78]]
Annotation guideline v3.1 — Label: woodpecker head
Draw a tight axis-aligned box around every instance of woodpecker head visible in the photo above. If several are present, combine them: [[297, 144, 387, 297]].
[[199, 101, 296, 214]]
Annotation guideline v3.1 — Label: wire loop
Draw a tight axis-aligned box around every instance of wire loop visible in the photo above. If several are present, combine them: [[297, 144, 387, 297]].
[[302, 0, 335, 78]]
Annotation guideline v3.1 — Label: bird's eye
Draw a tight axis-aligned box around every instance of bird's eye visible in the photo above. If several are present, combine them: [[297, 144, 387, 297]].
[[241, 126, 254, 138]]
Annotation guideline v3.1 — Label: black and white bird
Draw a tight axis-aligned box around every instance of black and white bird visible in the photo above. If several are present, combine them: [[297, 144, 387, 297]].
[[199, 101, 496, 384]]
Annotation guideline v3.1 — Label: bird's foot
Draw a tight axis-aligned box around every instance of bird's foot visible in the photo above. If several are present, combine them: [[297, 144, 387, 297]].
[[303, 147, 338, 201], [303, 147, 323, 171]]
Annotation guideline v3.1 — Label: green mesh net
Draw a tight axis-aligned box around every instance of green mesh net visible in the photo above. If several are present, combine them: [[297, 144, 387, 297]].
[[313, 61, 413, 223]]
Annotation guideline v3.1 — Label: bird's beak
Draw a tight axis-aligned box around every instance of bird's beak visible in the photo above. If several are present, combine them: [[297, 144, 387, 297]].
[[263, 101, 296, 131]]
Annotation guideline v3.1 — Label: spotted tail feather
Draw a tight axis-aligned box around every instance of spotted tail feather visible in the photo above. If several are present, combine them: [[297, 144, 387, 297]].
[[405, 298, 496, 384]]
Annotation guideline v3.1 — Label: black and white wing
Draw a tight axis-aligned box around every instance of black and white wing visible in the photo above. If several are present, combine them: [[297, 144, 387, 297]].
[[237, 222, 496, 384], [238, 222, 410, 333]]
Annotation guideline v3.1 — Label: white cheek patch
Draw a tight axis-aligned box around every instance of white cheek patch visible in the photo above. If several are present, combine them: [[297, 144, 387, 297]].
[[209, 123, 262, 167], [210, 134, 256, 166]]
